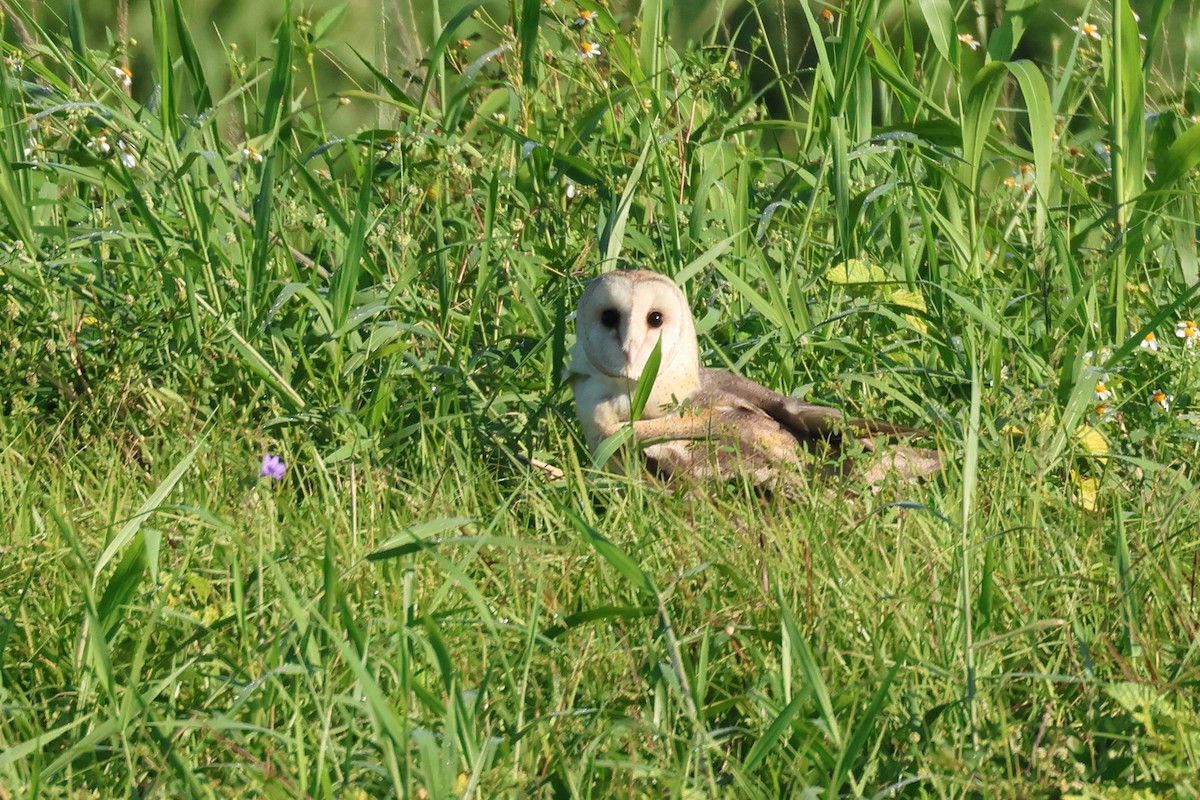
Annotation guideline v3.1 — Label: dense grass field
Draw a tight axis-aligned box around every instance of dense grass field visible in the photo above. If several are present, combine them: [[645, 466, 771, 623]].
[[4, 0, 1200, 796]]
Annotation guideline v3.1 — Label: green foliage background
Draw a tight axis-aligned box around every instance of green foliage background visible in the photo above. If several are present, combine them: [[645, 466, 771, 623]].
[[3, 0, 1200, 797]]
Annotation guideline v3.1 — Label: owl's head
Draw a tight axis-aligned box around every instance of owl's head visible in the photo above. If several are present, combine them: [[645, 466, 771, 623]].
[[574, 270, 699, 383]]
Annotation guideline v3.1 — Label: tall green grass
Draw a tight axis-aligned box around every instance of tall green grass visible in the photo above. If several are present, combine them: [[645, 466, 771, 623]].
[[3, 0, 1200, 796]]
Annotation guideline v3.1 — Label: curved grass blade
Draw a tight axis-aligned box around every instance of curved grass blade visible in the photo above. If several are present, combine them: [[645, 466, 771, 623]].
[[629, 336, 662, 422], [563, 505, 656, 596]]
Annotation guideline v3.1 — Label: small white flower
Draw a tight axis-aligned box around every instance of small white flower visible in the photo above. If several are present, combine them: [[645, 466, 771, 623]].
[[1072, 20, 1102, 40], [1094, 404, 1115, 422], [1175, 320, 1199, 348], [984, 364, 1010, 387], [242, 146, 264, 163], [23, 138, 39, 159], [565, 180, 578, 200], [492, 112, 507, 125], [88, 133, 112, 155], [575, 10, 598, 26], [1139, 332, 1159, 352], [4, 54, 24, 72], [1150, 389, 1173, 412], [111, 65, 133, 90], [957, 33, 981, 51], [579, 41, 601, 59], [116, 139, 138, 169], [1094, 378, 1112, 402]]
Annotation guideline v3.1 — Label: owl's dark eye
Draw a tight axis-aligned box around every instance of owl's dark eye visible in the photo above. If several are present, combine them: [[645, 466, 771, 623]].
[[600, 308, 620, 329], [647, 311, 664, 328]]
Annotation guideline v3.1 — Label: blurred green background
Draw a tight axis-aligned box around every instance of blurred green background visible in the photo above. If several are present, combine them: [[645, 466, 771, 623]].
[[15, 0, 1200, 141], [23, 0, 431, 134]]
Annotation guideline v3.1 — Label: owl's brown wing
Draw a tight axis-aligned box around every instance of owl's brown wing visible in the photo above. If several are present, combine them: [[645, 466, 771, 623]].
[[697, 368, 846, 443], [623, 395, 805, 483], [695, 368, 942, 480], [698, 368, 932, 442]]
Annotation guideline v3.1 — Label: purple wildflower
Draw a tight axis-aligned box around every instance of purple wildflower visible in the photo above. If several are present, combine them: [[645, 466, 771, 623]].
[[259, 453, 286, 480]]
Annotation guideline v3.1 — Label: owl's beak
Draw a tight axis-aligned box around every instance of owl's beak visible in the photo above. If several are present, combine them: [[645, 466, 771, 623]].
[[620, 346, 638, 378]]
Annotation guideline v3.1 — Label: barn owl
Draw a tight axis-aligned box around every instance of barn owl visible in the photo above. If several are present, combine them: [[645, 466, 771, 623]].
[[566, 269, 940, 485]]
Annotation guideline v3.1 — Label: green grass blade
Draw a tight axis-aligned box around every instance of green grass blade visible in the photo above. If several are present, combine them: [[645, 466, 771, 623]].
[[517, 0, 540, 87], [171, 0, 214, 112], [742, 693, 804, 773], [628, 337, 662, 422], [93, 441, 203, 579], [986, 0, 1038, 61], [1005, 61, 1053, 245], [149, 0, 178, 143], [600, 136, 653, 269], [0, 152, 36, 253], [417, 1, 484, 121], [831, 665, 899, 791], [778, 590, 842, 748], [329, 163, 374, 331], [917, 0, 955, 63], [564, 505, 656, 597], [261, 2, 295, 137]]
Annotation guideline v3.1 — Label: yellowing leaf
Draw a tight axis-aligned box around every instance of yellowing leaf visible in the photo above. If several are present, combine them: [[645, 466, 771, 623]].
[[1105, 682, 1174, 733], [888, 288, 929, 332], [826, 258, 887, 284], [1070, 470, 1099, 511], [1074, 424, 1109, 463], [1034, 408, 1055, 434], [887, 288, 927, 311]]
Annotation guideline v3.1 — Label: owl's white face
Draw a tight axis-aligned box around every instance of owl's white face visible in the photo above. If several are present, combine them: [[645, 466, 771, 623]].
[[569, 270, 703, 450], [574, 270, 698, 384]]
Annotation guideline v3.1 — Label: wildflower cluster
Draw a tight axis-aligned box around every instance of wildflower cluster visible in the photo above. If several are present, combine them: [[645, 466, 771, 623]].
[[87, 129, 139, 168], [1084, 322, 1198, 437]]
